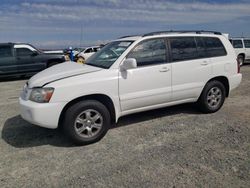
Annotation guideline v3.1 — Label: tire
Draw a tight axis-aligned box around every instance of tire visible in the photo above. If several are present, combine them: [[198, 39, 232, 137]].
[[63, 100, 111, 145], [48, 62, 59, 67], [238, 55, 244, 66], [198, 80, 226, 113], [77, 57, 85, 64]]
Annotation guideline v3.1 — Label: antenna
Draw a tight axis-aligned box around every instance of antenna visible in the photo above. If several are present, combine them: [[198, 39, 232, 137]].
[[80, 24, 83, 47]]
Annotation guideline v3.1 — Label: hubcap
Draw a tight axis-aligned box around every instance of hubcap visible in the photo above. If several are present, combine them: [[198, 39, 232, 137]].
[[74, 109, 103, 138], [207, 87, 222, 109]]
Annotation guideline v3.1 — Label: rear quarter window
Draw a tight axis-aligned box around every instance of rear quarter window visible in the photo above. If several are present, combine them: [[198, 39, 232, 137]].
[[203, 37, 227, 57]]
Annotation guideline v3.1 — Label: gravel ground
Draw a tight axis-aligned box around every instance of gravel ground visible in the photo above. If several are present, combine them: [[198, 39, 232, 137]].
[[0, 66, 250, 188]]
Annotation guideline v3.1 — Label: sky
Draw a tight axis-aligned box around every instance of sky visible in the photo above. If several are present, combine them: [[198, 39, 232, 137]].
[[0, 0, 250, 49]]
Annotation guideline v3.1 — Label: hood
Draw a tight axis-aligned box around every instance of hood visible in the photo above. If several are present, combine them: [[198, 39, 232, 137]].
[[28, 62, 102, 88]]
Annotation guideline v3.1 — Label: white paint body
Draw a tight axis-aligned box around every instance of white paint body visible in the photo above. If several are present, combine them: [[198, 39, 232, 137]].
[[19, 34, 242, 129]]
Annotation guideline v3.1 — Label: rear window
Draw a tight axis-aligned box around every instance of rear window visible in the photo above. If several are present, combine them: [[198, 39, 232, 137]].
[[202, 37, 227, 57], [0, 46, 12, 58], [243, 40, 250, 48], [232, 40, 243, 48]]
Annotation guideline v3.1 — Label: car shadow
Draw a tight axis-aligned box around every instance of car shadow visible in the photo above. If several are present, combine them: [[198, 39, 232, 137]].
[[2, 103, 200, 148], [115, 103, 200, 128], [2, 115, 74, 148]]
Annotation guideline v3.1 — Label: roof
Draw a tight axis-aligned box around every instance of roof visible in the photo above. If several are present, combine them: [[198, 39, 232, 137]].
[[117, 30, 223, 41]]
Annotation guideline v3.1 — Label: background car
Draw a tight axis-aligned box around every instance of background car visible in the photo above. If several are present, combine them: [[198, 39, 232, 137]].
[[229, 38, 250, 66], [0, 43, 66, 78], [76, 46, 102, 63]]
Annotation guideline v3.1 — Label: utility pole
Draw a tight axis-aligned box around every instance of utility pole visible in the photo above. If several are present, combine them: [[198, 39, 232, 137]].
[[80, 24, 83, 47]]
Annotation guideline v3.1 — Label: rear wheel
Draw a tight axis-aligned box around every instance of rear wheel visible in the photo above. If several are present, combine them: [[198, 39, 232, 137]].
[[63, 100, 110, 145], [198, 80, 226, 113], [238, 55, 244, 66]]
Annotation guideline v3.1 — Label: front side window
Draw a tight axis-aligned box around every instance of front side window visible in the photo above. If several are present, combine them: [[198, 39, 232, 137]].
[[16, 48, 33, 56], [0, 46, 12, 58], [169, 37, 197, 62], [127, 38, 167, 66], [85, 41, 133, 69], [243, 39, 250, 48], [203, 37, 227, 57], [232, 40, 243, 48]]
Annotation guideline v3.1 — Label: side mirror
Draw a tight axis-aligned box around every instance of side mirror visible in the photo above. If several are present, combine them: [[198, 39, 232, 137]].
[[120, 58, 137, 71], [31, 51, 38, 56]]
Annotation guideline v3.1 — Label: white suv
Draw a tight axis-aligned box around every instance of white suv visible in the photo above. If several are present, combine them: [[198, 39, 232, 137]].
[[230, 38, 250, 65], [19, 31, 242, 145]]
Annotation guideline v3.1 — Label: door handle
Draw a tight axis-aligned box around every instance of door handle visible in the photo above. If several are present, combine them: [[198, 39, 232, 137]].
[[201, 61, 208, 66], [159, 67, 170, 72]]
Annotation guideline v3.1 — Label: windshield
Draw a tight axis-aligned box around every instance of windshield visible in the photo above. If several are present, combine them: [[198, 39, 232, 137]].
[[85, 41, 133, 69]]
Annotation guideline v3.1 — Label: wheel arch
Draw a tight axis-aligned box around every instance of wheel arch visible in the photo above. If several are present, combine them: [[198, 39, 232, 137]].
[[238, 53, 245, 59], [204, 76, 230, 97], [58, 94, 116, 129]]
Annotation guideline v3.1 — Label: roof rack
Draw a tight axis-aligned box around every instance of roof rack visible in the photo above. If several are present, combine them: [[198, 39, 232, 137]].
[[143, 30, 222, 37], [118, 35, 140, 39]]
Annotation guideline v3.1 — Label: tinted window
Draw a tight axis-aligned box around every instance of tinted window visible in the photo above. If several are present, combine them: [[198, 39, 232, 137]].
[[0, 46, 12, 57], [195, 37, 207, 58], [127, 38, 167, 66], [232, 40, 243, 48], [93, 47, 101, 52], [16, 48, 33, 56], [244, 40, 250, 48], [203, 37, 227, 57], [85, 48, 93, 53], [170, 37, 197, 61]]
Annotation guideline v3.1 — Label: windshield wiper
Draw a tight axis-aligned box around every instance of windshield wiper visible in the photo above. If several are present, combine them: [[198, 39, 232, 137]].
[[85, 63, 108, 69]]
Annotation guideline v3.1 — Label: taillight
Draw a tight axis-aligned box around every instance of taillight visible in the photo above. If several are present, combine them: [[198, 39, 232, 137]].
[[236, 58, 240, 73]]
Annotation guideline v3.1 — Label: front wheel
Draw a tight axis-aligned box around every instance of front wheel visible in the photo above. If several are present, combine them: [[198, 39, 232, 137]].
[[198, 80, 226, 113], [63, 100, 111, 145]]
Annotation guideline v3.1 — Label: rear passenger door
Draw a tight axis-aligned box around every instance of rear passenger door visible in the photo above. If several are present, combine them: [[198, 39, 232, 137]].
[[0, 45, 17, 76], [169, 37, 212, 101]]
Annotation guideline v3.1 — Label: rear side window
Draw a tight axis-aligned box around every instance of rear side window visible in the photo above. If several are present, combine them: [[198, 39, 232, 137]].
[[195, 37, 207, 58], [127, 38, 167, 66], [232, 40, 243, 48], [16, 48, 33, 56], [0, 46, 12, 58], [203, 37, 227, 57], [169, 37, 197, 62], [244, 40, 250, 48]]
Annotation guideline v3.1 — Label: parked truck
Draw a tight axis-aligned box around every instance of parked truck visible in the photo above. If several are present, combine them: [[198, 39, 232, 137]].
[[0, 43, 66, 78]]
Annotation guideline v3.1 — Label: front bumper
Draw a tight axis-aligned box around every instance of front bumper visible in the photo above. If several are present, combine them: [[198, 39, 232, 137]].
[[19, 97, 66, 129]]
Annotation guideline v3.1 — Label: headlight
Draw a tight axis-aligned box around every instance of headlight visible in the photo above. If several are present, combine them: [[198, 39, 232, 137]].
[[29, 88, 54, 103]]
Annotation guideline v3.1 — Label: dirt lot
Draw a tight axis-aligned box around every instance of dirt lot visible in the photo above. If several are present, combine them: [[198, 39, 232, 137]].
[[0, 66, 250, 188]]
